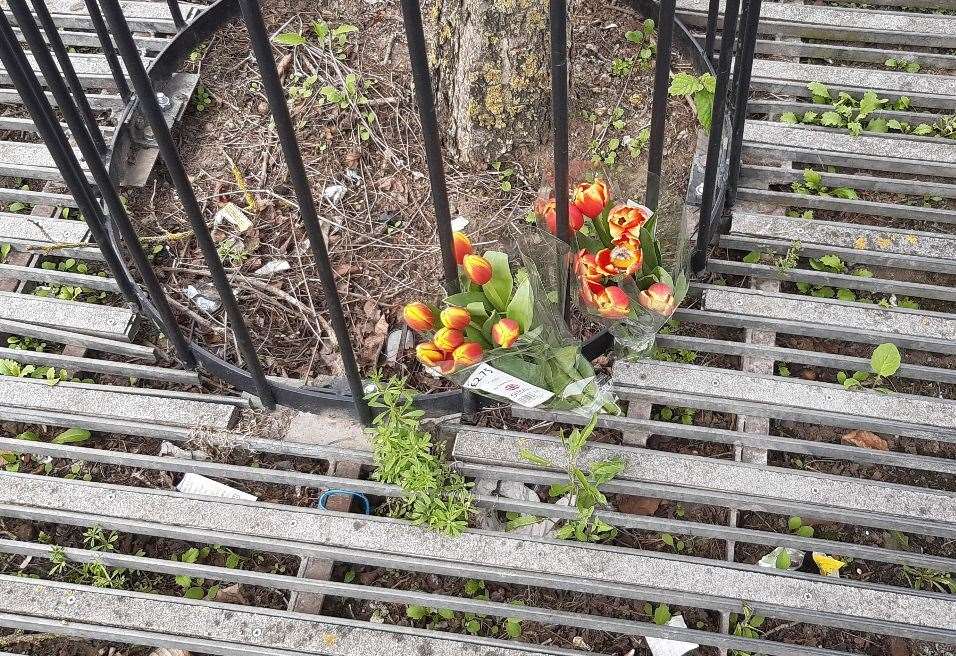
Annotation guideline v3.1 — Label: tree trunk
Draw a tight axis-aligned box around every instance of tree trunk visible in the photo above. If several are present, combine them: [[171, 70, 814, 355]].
[[430, 0, 553, 166]]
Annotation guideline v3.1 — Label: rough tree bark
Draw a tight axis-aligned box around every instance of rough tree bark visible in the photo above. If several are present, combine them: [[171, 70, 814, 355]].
[[430, 0, 553, 166]]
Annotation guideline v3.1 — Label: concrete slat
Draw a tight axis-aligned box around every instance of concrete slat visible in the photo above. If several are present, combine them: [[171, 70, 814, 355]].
[[0, 290, 132, 340]]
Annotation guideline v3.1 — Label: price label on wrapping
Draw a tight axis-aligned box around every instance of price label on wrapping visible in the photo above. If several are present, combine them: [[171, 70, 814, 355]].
[[463, 363, 554, 407]]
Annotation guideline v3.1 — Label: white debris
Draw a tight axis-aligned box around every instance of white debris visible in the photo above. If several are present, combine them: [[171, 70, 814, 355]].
[[385, 328, 414, 363], [451, 216, 469, 231], [758, 546, 804, 571], [253, 260, 291, 276], [185, 284, 222, 313], [323, 184, 347, 205], [212, 202, 252, 233], [177, 473, 257, 501], [159, 441, 210, 461], [645, 614, 699, 656]]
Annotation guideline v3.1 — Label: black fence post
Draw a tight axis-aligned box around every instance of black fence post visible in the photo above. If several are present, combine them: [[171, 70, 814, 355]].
[[704, 0, 721, 66], [645, 0, 676, 211], [235, 0, 372, 425], [725, 0, 762, 207], [550, 0, 570, 245], [27, 0, 107, 154], [398, 0, 460, 295], [165, 0, 186, 30], [692, 0, 741, 273], [7, 0, 197, 368], [82, 0, 131, 102], [99, 0, 275, 408]]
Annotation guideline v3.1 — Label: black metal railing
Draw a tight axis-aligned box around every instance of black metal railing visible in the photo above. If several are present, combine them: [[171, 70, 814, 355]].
[[0, 0, 760, 423]]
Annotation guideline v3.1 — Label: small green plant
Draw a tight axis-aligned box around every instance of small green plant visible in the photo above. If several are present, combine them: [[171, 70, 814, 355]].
[[193, 85, 212, 112], [643, 602, 673, 625], [216, 238, 248, 267], [668, 72, 716, 130], [884, 57, 921, 73], [407, 581, 523, 639], [6, 335, 46, 352], [34, 259, 108, 303], [610, 19, 656, 77], [791, 168, 857, 200], [730, 605, 765, 656], [902, 566, 955, 594], [837, 342, 901, 392], [652, 347, 697, 364], [777, 362, 791, 377], [366, 374, 474, 536], [47, 527, 130, 589], [787, 516, 814, 538], [313, 22, 359, 58], [610, 57, 634, 77], [774, 242, 801, 271], [0, 243, 10, 263], [660, 532, 686, 552], [171, 546, 223, 600], [520, 416, 625, 542], [491, 160, 515, 192], [653, 405, 694, 425]]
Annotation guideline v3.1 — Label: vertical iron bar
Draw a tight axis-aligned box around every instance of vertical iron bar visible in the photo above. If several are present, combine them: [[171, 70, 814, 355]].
[[725, 0, 762, 207], [99, 0, 275, 408], [82, 0, 131, 102], [27, 0, 107, 153], [692, 0, 741, 273], [8, 0, 196, 367], [645, 0, 676, 211], [398, 0, 460, 294], [550, 0, 570, 245], [236, 0, 372, 425], [549, 0, 571, 322], [0, 12, 140, 307], [165, 0, 186, 30], [704, 0, 721, 66]]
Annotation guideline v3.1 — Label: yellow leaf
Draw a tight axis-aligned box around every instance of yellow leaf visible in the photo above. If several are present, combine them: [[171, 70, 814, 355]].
[[812, 552, 846, 577]]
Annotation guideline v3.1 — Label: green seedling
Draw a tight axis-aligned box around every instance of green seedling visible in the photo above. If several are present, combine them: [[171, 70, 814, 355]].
[[837, 342, 901, 392]]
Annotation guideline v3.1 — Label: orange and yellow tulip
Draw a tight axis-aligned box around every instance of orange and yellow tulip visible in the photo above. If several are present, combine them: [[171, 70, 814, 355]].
[[403, 302, 434, 332], [608, 203, 653, 242], [434, 326, 465, 351], [574, 250, 605, 283], [416, 341, 445, 368], [637, 282, 677, 316], [453, 341, 484, 367], [462, 253, 493, 285], [582, 281, 630, 318], [440, 306, 471, 330], [453, 231, 473, 265], [572, 178, 610, 219], [595, 239, 643, 276], [491, 318, 521, 348], [539, 197, 584, 235]]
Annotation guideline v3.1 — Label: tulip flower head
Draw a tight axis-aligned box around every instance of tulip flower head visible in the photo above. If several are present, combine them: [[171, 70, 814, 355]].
[[453, 341, 484, 367], [453, 231, 473, 265], [637, 282, 677, 317], [584, 282, 630, 318], [403, 302, 434, 332], [434, 326, 465, 352], [416, 341, 445, 368], [608, 203, 652, 242], [491, 318, 521, 348], [440, 306, 471, 330], [574, 250, 605, 283], [462, 253, 493, 285], [572, 178, 610, 218], [539, 197, 585, 235], [595, 240, 642, 277]]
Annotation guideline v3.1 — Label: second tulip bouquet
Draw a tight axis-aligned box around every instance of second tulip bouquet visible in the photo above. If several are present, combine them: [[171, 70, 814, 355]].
[[538, 178, 689, 358], [403, 230, 619, 415]]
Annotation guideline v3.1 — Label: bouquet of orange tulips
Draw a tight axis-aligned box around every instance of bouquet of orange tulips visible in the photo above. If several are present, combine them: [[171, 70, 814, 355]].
[[403, 229, 620, 415], [537, 177, 689, 359]]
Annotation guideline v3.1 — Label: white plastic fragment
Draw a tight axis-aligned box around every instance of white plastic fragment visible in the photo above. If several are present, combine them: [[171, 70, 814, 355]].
[[177, 473, 257, 501], [159, 442, 210, 461], [185, 284, 222, 313], [645, 614, 699, 656], [213, 202, 252, 233], [253, 260, 291, 276], [451, 216, 469, 231]]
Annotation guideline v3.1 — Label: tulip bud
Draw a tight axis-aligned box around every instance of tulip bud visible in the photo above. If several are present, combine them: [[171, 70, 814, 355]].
[[572, 178, 610, 219], [638, 282, 677, 317], [453, 231, 473, 265], [462, 253, 493, 285], [597, 285, 631, 319], [440, 306, 471, 330], [415, 341, 444, 367], [403, 302, 434, 332], [453, 341, 484, 367], [491, 318, 521, 348], [540, 197, 585, 235], [433, 326, 465, 352]]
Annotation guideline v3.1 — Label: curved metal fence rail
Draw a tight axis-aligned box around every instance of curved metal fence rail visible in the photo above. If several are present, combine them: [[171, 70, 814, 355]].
[[0, 0, 760, 422]]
